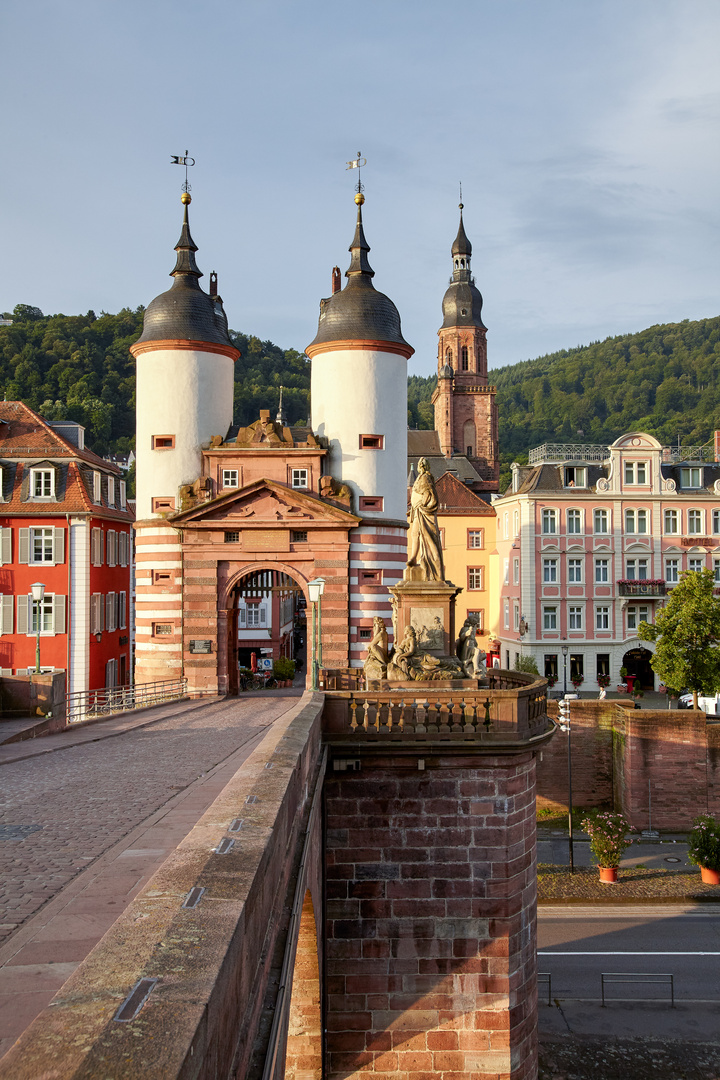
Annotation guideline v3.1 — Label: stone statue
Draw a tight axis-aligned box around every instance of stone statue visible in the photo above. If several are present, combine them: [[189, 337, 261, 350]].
[[406, 457, 444, 581], [363, 617, 389, 682], [455, 615, 486, 677], [387, 625, 417, 681]]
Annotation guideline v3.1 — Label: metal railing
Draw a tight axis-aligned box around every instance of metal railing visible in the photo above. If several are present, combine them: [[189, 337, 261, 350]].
[[601, 972, 674, 1007], [617, 580, 667, 597], [66, 678, 188, 725], [529, 444, 609, 465], [538, 972, 552, 1006], [661, 446, 715, 463]]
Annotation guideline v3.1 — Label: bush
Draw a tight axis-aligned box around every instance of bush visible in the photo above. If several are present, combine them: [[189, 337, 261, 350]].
[[688, 815, 720, 871], [581, 811, 635, 868], [273, 656, 296, 680], [513, 655, 540, 675]]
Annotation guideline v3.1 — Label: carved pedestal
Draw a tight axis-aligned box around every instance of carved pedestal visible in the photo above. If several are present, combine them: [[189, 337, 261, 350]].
[[389, 569, 461, 657]]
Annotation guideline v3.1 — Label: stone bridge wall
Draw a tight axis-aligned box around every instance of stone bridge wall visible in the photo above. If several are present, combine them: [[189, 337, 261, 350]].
[[0, 693, 325, 1080]]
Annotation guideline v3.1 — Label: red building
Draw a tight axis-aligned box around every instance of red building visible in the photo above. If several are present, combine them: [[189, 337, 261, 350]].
[[0, 402, 134, 694]]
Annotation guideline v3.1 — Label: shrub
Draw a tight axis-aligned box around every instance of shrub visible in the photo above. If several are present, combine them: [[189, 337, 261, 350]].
[[687, 815, 720, 871], [513, 655, 540, 675], [581, 811, 635, 868], [273, 656, 296, 680]]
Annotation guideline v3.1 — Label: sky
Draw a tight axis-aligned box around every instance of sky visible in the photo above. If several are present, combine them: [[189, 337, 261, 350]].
[[2, 0, 719, 377]]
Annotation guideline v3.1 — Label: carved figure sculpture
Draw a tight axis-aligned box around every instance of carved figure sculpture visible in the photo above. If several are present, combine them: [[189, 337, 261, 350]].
[[456, 615, 478, 677], [364, 617, 389, 682], [406, 458, 444, 581], [387, 625, 417, 681]]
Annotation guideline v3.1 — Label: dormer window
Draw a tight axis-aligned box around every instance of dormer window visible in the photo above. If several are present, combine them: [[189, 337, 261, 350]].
[[107, 476, 115, 506], [624, 461, 648, 485], [681, 467, 702, 489], [93, 471, 101, 503], [119, 480, 127, 509], [564, 466, 586, 487], [31, 468, 54, 498]]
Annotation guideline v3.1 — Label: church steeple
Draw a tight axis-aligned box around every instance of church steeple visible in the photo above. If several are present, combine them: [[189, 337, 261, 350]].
[[451, 204, 472, 281]]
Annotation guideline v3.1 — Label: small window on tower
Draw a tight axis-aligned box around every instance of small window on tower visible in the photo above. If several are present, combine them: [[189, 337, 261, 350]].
[[461, 346, 469, 371], [358, 627, 372, 641], [291, 530, 308, 543], [224, 531, 240, 543], [360, 569, 382, 585], [359, 496, 384, 512], [152, 435, 175, 450], [359, 434, 384, 450], [151, 496, 175, 513]]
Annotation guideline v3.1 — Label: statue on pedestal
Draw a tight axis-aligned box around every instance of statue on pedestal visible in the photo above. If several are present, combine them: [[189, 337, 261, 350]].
[[363, 617, 389, 682], [406, 458, 444, 581], [456, 615, 487, 678]]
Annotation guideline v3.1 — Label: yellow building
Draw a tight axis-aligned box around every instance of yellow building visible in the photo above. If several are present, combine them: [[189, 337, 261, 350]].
[[435, 472, 498, 658]]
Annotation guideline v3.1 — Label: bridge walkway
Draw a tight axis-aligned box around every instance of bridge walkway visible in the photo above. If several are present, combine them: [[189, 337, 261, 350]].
[[0, 692, 301, 1060]]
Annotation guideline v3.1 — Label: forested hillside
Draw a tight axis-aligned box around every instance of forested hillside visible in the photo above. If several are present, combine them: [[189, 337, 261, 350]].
[[2, 306, 719, 477]]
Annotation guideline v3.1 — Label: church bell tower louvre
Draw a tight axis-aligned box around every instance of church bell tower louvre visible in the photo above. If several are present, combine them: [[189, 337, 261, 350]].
[[432, 204, 499, 491]]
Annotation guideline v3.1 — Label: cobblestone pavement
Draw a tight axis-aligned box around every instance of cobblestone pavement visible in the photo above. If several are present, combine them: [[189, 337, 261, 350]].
[[0, 696, 294, 946]]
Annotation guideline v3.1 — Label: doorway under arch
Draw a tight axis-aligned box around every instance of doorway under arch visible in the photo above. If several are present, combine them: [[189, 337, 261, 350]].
[[227, 568, 307, 694], [622, 646, 654, 690]]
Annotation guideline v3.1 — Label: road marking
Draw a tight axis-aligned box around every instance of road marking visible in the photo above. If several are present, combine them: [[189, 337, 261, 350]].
[[539, 951, 720, 956]]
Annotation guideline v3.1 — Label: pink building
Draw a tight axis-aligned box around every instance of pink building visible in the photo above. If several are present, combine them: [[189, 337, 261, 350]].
[[494, 432, 720, 691]]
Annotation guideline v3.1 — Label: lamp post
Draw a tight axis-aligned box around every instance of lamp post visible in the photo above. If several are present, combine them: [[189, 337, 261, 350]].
[[561, 642, 568, 697], [31, 582, 45, 675], [307, 578, 325, 690]]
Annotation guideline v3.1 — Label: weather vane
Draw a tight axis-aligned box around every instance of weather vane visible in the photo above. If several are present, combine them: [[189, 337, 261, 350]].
[[171, 151, 195, 194], [346, 151, 367, 195], [459, 180, 463, 209]]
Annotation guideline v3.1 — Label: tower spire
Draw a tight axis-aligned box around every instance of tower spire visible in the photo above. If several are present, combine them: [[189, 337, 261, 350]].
[[170, 193, 202, 282], [346, 192, 374, 278]]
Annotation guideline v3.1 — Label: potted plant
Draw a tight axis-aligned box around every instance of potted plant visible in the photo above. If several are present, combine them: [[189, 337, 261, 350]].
[[581, 811, 635, 883], [571, 675, 584, 691], [597, 674, 611, 688], [687, 815, 720, 885], [546, 675, 557, 689]]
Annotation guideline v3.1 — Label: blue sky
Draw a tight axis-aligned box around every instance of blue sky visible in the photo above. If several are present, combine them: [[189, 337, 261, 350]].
[[2, 0, 719, 376]]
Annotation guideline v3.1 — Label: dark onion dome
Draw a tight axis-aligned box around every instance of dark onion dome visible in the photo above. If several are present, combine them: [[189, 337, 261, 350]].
[[439, 362, 454, 378], [441, 204, 486, 330], [132, 195, 237, 352], [306, 194, 413, 358]]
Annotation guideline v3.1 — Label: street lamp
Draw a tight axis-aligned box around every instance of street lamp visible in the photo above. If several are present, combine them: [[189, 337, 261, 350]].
[[558, 695, 574, 874], [561, 642, 568, 697], [307, 577, 326, 690], [31, 582, 45, 675]]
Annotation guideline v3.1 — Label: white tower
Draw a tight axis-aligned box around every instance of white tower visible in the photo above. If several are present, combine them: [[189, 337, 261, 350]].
[[307, 193, 414, 664], [130, 193, 239, 683]]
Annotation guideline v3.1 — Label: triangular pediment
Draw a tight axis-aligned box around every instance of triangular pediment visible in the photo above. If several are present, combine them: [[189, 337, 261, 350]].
[[170, 477, 360, 528]]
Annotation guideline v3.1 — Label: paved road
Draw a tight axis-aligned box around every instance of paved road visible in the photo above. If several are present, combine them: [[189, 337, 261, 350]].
[[538, 905, 720, 1040], [0, 695, 298, 946]]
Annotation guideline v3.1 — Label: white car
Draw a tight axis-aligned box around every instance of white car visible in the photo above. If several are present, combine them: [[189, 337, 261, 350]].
[[678, 693, 694, 709]]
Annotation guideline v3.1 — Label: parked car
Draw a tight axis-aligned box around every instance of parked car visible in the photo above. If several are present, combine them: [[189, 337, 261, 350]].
[[678, 693, 694, 709]]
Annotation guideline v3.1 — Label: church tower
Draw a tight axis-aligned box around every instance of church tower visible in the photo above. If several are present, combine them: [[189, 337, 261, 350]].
[[307, 192, 414, 662], [130, 193, 239, 682], [432, 205, 499, 490]]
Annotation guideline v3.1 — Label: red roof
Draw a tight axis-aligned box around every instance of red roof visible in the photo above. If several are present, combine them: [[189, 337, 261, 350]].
[[0, 402, 134, 521], [436, 470, 495, 515]]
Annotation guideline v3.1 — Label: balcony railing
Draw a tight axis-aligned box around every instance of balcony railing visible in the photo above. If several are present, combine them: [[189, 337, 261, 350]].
[[66, 678, 188, 724], [617, 580, 666, 597], [529, 443, 609, 465], [661, 446, 716, 463]]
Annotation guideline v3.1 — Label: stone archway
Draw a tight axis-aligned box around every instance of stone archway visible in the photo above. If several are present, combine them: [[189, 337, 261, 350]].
[[224, 565, 308, 694], [284, 890, 322, 1080]]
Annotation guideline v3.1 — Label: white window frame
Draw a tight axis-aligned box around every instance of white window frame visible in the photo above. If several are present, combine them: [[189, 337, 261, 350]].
[[593, 508, 609, 534], [595, 558, 609, 584], [542, 558, 558, 584], [665, 558, 680, 584], [119, 479, 127, 509], [222, 469, 239, 489], [689, 557, 704, 573], [513, 510, 519, 536], [246, 603, 267, 627], [566, 509, 582, 535], [513, 603, 519, 632], [687, 509, 703, 535], [93, 471, 102, 503], [513, 558, 520, 585], [469, 567, 484, 590], [664, 508, 679, 534], [624, 461, 648, 485], [107, 476, 115, 506], [542, 605, 558, 631], [713, 509, 720, 535], [681, 467, 702, 489], [568, 558, 583, 584], [568, 606, 583, 630], [542, 508, 557, 535], [30, 527, 54, 564], [626, 557, 648, 581], [595, 605, 610, 630], [467, 529, 483, 549], [714, 558, 720, 584], [31, 468, 54, 499], [291, 469, 309, 490], [503, 598, 510, 629], [627, 604, 649, 631]]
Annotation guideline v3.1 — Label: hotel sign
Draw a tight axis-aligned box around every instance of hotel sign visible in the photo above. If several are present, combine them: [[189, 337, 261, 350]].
[[681, 537, 715, 547]]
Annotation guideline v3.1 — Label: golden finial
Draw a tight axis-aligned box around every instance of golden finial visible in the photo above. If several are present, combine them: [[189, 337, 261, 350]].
[[355, 192, 365, 206], [181, 191, 191, 205]]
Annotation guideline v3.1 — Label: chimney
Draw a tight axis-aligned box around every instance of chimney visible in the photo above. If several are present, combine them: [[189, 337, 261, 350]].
[[209, 271, 218, 298], [331, 266, 341, 294], [715, 430, 720, 462]]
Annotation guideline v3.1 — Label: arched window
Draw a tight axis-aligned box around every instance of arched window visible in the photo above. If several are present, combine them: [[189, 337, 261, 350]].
[[463, 420, 475, 457], [461, 346, 469, 371], [445, 347, 453, 365]]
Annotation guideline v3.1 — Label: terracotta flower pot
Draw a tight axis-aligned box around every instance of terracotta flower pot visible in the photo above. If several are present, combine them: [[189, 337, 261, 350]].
[[599, 866, 618, 883], [700, 866, 720, 885]]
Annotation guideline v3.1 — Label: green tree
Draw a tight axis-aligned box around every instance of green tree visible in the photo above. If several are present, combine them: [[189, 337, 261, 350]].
[[639, 570, 720, 708]]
